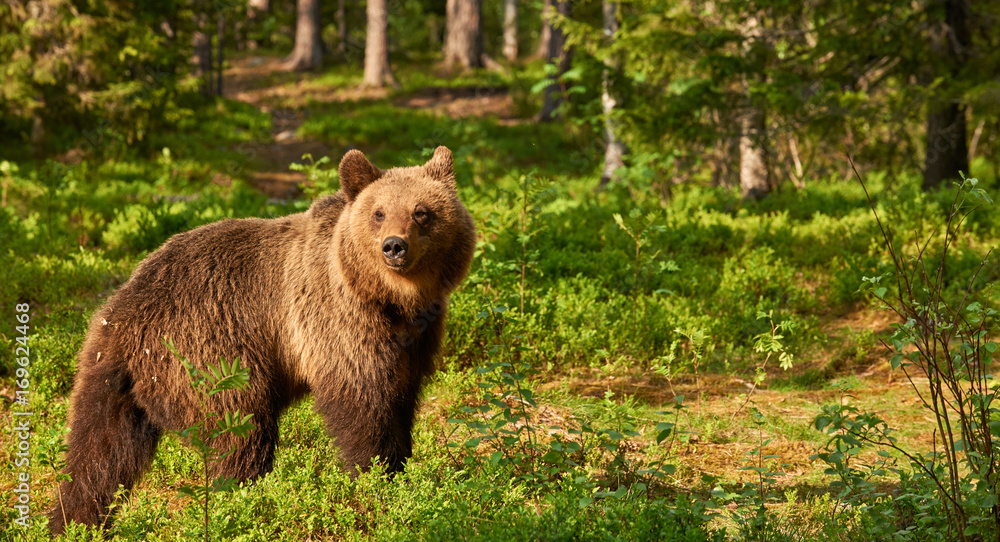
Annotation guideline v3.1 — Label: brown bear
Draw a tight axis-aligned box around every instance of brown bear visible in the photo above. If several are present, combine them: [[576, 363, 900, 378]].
[[48, 146, 476, 534]]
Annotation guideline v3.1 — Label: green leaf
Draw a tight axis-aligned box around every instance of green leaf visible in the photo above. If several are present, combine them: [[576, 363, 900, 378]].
[[612, 213, 626, 231], [177, 486, 199, 498], [890, 353, 904, 370], [561, 67, 584, 81], [602, 429, 624, 441], [530, 78, 554, 95], [118, 45, 139, 62], [542, 450, 562, 463], [988, 420, 1000, 437], [656, 422, 674, 444]]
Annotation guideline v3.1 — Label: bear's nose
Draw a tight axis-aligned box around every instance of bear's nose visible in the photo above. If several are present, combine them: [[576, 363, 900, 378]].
[[382, 237, 408, 260]]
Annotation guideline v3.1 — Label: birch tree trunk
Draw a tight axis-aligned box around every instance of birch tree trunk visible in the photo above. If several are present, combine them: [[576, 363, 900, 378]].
[[599, 0, 625, 186]]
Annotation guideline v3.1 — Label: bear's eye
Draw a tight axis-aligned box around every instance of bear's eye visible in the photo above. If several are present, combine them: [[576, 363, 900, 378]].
[[413, 207, 432, 224], [374, 210, 385, 222]]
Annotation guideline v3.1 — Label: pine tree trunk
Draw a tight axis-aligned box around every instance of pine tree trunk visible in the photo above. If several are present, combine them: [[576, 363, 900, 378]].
[[924, 102, 969, 190], [535, 0, 552, 58], [444, 0, 484, 69], [192, 13, 213, 96], [538, 0, 571, 122], [922, 0, 970, 190], [599, 0, 625, 186], [283, 0, 323, 71], [363, 0, 398, 87], [737, 13, 770, 200], [711, 111, 740, 190], [337, 0, 348, 58], [216, 16, 225, 96], [739, 104, 770, 200], [503, 0, 518, 61]]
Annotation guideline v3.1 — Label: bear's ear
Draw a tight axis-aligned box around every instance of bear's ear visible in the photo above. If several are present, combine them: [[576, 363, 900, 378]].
[[338, 149, 382, 201], [423, 146, 455, 187]]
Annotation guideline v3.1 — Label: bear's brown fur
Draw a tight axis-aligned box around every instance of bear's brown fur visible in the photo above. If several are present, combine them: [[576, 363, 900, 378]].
[[48, 147, 475, 534]]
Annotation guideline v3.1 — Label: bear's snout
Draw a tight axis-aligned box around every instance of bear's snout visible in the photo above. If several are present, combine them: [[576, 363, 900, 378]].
[[382, 236, 408, 261]]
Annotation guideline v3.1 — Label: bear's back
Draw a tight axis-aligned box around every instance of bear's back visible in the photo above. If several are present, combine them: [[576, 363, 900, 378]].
[[116, 217, 286, 321], [115, 193, 347, 323]]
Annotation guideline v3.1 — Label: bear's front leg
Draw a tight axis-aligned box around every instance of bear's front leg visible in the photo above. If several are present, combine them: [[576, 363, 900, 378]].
[[313, 385, 418, 476]]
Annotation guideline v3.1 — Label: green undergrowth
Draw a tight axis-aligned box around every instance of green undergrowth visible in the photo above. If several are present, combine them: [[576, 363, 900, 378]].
[[3, 67, 1000, 540]]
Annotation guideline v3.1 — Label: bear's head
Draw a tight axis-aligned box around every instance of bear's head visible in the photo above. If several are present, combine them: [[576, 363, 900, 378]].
[[333, 146, 476, 315]]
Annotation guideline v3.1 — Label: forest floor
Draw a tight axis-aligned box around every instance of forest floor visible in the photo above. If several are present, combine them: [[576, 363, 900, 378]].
[[222, 55, 516, 199], [217, 53, 937, 493]]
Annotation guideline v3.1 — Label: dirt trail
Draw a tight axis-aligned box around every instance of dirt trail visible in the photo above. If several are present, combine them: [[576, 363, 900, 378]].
[[221, 56, 515, 198], [222, 56, 327, 198]]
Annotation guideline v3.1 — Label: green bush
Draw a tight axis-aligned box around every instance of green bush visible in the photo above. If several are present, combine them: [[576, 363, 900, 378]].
[[815, 177, 1000, 542]]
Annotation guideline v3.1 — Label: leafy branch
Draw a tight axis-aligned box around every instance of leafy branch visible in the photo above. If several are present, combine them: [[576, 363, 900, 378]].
[[165, 339, 255, 542]]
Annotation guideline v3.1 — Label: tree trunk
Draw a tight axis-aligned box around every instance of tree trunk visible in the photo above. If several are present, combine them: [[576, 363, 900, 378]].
[[30, 115, 45, 156], [599, 0, 625, 186], [538, 0, 571, 122], [739, 104, 770, 200], [363, 0, 398, 87], [737, 13, 770, 200], [969, 117, 985, 160], [711, 111, 740, 190], [922, 0, 970, 190], [924, 102, 969, 189], [538, 0, 571, 121], [444, 0, 484, 69], [503, 0, 518, 61], [216, 16, 225, 96], [337, 0, 348, 58], [192, 13, 213, 96], [283, 0, 323, 71], [535, 0, 552, 58]]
